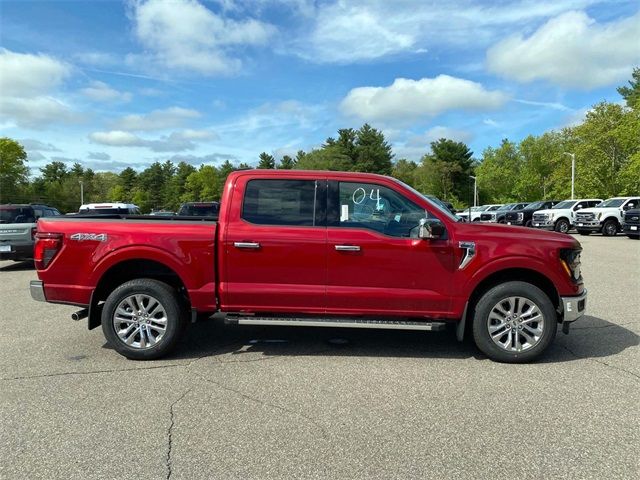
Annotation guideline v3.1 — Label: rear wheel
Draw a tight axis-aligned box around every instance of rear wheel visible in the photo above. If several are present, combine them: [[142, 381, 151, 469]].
[[602, 219, 618, 236], [101, 279, 187, 360], [554, 218, 570, 233], [472, 281, 557, 363]]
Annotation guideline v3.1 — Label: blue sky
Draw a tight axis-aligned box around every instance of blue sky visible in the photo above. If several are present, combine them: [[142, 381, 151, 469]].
[[1, 0, 638, 173]]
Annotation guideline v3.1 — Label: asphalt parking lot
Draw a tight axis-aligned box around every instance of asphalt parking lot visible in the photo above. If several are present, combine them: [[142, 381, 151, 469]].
[[0, 234, 638, 479]]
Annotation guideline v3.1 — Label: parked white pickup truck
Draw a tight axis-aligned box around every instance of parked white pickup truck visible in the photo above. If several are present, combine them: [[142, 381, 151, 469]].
[[532, 199, 602, 233], [457, 204, 502, 222], [575, 197, 640, 236]]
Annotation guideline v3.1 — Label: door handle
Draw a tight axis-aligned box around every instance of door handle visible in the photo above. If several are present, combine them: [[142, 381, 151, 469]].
[[234, 242, 261, 249], [335, 245, 361, 252]]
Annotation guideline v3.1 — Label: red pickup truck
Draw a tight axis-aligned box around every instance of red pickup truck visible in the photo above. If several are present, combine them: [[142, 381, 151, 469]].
[[30, 170, 587, 362]]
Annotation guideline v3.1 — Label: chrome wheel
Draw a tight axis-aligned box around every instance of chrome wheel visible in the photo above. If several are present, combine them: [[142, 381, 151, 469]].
[[112, 294, 168, 349], [486, 296, 544, 352]]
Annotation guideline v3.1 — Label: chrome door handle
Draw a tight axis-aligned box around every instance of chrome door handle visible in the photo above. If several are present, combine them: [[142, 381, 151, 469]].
[[335, 245, 361, 252], [234, 242, 261, 249]]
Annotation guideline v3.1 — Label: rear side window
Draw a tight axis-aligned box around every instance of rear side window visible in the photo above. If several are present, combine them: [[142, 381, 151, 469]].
[[178, 203, 219, 216], [242, 179, 316, 226]]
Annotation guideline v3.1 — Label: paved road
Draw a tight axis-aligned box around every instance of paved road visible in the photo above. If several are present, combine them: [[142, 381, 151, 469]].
[[0, 234, 638, 479]]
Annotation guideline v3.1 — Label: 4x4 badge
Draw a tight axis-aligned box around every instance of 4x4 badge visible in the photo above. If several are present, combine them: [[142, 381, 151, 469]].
[[70, 233, 107, 242]]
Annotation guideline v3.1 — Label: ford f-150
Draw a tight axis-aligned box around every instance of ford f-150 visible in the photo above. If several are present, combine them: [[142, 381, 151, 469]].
[[30, 170, 587, 363]]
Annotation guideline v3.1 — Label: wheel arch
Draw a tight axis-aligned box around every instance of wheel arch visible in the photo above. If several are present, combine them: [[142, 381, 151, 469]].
[[88, 259, 190, 329]]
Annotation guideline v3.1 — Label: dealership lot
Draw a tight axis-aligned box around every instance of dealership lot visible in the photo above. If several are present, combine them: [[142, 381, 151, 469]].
[[0, 235, 638, 479]]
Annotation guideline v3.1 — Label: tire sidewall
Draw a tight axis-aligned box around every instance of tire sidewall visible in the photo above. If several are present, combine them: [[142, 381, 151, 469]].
[[555, 218, 569, 233], [603, 219, 617, 236], [472, 281, 557, 363], [101, 279, 185, 360]]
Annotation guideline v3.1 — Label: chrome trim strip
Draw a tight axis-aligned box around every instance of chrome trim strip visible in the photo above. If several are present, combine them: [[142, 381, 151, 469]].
[[561, 289, 587, 322], [30, 280, 46, 302], [236, 318, 446, 331], [458, 241, 476, 269], [335, 245, 361, 252]]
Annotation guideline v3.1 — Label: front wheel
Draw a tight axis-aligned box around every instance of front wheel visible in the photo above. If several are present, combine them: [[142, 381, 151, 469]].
[[554, 218, 570, 233], [602, 219, 618, 236], [101, 279, 187, 360], [472, 281, 557, 363]]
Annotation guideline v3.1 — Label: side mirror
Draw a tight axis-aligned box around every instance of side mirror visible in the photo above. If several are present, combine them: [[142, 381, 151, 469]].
[[574, 205, 582, 211], [418, 218, 446, 240]]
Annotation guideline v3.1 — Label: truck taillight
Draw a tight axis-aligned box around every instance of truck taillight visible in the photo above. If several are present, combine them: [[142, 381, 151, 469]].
[[34, 233, 63, 270]]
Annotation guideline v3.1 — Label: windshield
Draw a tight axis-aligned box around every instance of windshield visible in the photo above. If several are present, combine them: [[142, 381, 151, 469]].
[[553, 200, 577, 209], [486, 205, 501, 211], [497, 204, 515, 211], [596, 198, 625, 208], [525, 201, 545, 210], [0, 206, 35, 224]]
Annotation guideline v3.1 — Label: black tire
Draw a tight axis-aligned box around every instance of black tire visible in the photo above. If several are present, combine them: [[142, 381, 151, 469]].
[[577, 230, 591, 236], [524, 220, 533, 228], [472, 281, 557, 363], [554, 218, 570, 233], [497, 217, 506, 224], [627, 235, 640, 240], [101, 279, 187, 360], [472, 218, 481, 222], [602, 219, 618, 236]]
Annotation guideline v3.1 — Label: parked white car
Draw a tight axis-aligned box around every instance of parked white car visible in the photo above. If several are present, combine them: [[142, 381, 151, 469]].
[[78, 203, 141, 215], [575, 197, 640, 236], [457, 204, 502, 222], [532, 199, 602, 233]]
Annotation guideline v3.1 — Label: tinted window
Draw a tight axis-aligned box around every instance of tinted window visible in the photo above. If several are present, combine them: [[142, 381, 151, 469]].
[[242, 179, 317, 226], [82, 208, 130, 215], [0, 206, 35, 223], [178, 203, 219, 216], [334, 182, 426, 237], [597, 198, 625, 207]]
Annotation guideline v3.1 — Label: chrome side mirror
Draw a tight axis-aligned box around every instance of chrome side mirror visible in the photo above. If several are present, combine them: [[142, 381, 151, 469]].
[[418, 218, 446, 240]]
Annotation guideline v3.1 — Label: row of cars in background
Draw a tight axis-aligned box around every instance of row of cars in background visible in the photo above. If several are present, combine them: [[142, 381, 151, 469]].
[[457, 197, 640, 239], [0, 201, 220, 262]]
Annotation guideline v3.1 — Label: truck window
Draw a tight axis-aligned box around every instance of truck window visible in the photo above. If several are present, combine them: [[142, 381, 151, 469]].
[[334, 182, 426, 237], [242, 179, 317, 226]]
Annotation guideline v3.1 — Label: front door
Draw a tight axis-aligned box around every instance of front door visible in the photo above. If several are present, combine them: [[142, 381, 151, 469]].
[[326, 180, 455, 318], [222, 176, 327, 314]]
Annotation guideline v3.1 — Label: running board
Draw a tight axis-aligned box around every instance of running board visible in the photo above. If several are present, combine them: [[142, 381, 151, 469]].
[[225, 316, 447, 331]]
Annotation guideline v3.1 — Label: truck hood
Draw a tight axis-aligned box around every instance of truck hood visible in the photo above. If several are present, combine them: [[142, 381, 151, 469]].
[[453, 221, 580, 248], [576, 207, 617, 214], [532, 208, 559, 215]]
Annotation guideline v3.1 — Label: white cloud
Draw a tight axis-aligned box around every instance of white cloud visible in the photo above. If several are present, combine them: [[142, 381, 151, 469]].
[[0, 96, 83, 129], [340, 75, 508, 122], [486, 10, 640, 89], [19, 139, 61, 152], [0, 48, 71, 97], [129, 0, 275, 75], [88, 129, 213, 152], [81, 81, 133, 103], [111, 107, 201, 131], [292, 0, 602, 63], [87, 152, 111, 160], [407, 126, 474, 147]]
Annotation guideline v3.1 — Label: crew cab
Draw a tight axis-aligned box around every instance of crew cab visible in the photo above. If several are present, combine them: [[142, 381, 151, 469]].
[[479, 203, 529, 223], [575, 197, 640, 236], [532, 199, 602, 233], [622, 209, 640, 239], [505, 200, 561, 228], [30, 171, 587, 363]]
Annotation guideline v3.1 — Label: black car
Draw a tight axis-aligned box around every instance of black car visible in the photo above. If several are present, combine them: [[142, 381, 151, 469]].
[[622, 209, 640, 239], [177, 201, 220, 217], [504, 200, 561, 227]]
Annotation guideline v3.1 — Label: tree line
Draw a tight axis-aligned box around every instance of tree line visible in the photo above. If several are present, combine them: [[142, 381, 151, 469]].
[[1, 70, 638, 213]]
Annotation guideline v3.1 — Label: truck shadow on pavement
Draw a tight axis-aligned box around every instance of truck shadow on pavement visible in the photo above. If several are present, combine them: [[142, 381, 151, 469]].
[[165, 314, 638, 363], [0, 260, 34, 271]]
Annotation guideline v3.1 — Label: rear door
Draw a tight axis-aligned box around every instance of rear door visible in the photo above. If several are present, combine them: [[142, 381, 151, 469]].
[[222, 176, 327, 314], [325, 180, 455, 318]]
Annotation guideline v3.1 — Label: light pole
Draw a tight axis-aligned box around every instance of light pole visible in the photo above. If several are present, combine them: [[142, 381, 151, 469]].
[[564, 152, 575, 200], [79, 180, 84, 206], [469, 175, 477, 206]]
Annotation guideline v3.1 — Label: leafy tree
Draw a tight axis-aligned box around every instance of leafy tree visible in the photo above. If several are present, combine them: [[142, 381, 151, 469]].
[[617, 67, 640, 109], [0, 137, 29, 203], [354, 123, 393, 174], [475, 139, 521, 203], [258, 152, 275, 169], [119, 167, 137, 201], [392, 159, 418, 186]]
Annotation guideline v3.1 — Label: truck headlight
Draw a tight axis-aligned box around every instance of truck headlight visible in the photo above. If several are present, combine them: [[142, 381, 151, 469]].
[[560, 249, 582, 282], [517, 213, 524, 221]]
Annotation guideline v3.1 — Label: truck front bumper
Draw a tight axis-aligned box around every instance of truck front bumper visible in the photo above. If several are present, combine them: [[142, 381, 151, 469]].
[[30, 280, 46, 302], [560, 289, 587, 323], [575, 221, 602, 232]]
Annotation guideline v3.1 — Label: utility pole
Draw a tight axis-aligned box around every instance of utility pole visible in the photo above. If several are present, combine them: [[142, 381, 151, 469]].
[[79, 180, 84, 206], [469, 175, 477, 206], [564, 153, 575, 200]]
